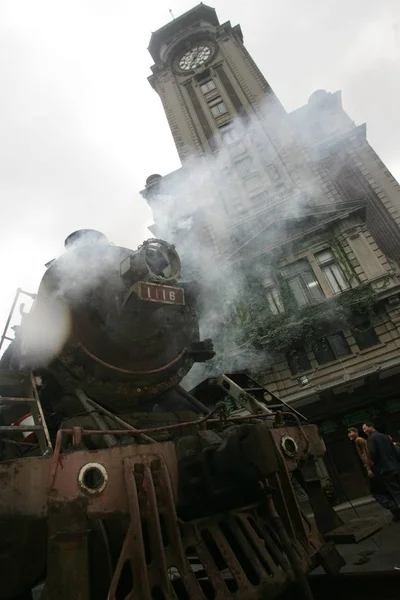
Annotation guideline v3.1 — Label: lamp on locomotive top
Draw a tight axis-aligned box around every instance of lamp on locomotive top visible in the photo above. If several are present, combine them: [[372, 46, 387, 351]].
[[120, 239, 181, 287], [120, 239, 184, 309]]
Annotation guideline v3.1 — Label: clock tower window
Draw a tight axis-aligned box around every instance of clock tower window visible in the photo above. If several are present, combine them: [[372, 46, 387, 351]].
[[214, 64, 249, 124], [208, 97, 229, 118], [199, 78, 216, 95]]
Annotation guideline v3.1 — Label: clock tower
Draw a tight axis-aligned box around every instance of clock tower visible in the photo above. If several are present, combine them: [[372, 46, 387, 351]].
[[147, 3, 291, 163], [144, 3, 400, 274], [145, 4, 335, 256]]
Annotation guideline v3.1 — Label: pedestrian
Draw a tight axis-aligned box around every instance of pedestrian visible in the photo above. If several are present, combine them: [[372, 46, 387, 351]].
[[347, 427, 373, 477], [362, 421, 400, 522], [348, 426, 400, 521]]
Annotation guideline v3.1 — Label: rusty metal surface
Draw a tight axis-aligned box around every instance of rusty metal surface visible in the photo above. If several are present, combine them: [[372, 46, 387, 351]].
[[43, 500, 91, 600], [0, 423, 322, 520], [0, 439, 178, 518], [0, 419, 341, 599], [271, 424, 326, 472], [108, 453, 296, 600]]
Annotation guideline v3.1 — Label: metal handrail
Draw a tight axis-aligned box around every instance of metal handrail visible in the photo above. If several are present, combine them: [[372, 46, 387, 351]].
[[0, 288, 36, 354]]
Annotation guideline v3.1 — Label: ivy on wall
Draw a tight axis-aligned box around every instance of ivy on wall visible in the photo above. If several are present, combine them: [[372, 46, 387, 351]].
[[329, 237, 361, 284], [204, 233, 383, 380], [261, 286, 372, 351], [221, 266, 377, 355]]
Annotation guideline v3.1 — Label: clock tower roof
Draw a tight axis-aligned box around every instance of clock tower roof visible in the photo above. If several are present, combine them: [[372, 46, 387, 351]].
[[148, 3, 219, 62]]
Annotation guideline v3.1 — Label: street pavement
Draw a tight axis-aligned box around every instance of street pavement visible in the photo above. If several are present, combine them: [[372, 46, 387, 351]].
[[312, 500, 400, 575]]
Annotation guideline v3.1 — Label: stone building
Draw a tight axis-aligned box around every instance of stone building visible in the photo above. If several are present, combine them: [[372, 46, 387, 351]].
[[141, 4, 400, 500]]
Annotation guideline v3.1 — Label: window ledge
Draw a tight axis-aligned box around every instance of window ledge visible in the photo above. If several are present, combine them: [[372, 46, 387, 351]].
[[288, 345, 385, 381], [355, 342, 386, 355], [290, 368, 316, 381], [289, 353, 353, 378], [313, 353, 355, 369], [241, 171, 259, 181], [203, 90, 219, 100], [215, 114, 230, 125]]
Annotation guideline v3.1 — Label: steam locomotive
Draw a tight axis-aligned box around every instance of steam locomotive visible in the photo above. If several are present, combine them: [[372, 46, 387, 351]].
[[0, 230, 214, 449], [0, 231, 346, 600]]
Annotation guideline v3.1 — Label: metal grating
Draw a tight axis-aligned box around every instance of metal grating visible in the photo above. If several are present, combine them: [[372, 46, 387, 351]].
[[108, 455, 292, 600]]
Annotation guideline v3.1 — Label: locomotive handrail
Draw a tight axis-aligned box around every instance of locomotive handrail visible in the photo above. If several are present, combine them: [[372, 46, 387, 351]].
[[0, 287, 36, 355]]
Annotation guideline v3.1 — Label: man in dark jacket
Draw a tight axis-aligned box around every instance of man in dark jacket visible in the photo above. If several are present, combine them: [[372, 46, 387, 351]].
[[348, 427, 399, 520], [362, 421, 400, 514]]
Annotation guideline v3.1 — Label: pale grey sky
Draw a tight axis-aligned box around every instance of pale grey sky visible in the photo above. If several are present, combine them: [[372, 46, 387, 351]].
[[0, 0, 399, 344]]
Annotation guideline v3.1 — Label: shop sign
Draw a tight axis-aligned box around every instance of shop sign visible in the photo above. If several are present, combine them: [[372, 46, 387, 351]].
[[384, 399, 400, 414], [342, 408, 379, 427]]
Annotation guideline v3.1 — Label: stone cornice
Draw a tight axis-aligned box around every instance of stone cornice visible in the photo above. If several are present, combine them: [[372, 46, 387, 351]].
[[305, 124, 368, 160]]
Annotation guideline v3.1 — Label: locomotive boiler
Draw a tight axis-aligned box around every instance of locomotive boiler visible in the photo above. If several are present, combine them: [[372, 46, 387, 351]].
[[0, 230, 365, 600]]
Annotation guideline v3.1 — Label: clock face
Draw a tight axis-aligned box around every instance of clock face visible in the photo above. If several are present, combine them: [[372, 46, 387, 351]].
[[178, 44, 212, 71]]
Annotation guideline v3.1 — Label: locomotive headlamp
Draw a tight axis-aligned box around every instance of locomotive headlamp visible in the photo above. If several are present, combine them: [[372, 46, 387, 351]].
[[143, 240, 181, 281], [120, 239, 181, 288]]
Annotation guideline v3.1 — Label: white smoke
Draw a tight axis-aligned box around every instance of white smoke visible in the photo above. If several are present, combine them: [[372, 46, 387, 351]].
[[18, 232, 134, 367], [144, 100, 332, 388]]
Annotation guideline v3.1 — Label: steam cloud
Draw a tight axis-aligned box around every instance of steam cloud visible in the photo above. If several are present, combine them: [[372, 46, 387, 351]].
[[145, 97, 337, 389], [18, 234, 132, 368], [10, 91, 355, 391]]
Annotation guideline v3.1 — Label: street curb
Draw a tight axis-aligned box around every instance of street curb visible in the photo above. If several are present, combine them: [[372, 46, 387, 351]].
[[334, 495, 375, 513]]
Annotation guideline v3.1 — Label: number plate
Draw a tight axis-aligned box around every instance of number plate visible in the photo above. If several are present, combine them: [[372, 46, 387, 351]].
[[138, 281, 185, 306]]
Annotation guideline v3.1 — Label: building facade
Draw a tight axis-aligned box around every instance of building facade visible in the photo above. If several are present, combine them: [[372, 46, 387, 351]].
[[142, 4, 400, 500]]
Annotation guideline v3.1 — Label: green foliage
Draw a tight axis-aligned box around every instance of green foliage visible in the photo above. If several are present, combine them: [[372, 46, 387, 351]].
[[273, 285, 374, 352], [224, 396, 238, 415], [209, 236, 380, 370], [222, 277, 377, 354], [329, 237, 361, 284]]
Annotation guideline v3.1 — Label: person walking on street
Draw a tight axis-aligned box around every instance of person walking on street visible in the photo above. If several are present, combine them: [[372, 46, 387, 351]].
[[348, 427, 400, 521], [362, 421, 400, 522], [348, 427, 374, 477]]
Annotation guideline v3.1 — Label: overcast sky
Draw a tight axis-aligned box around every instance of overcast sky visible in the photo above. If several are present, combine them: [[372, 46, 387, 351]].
[[0, 0, 399, 347]]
